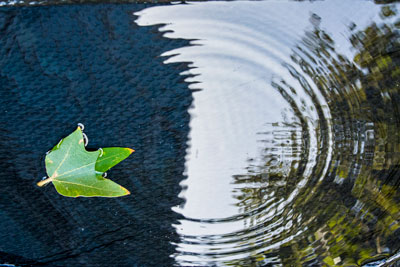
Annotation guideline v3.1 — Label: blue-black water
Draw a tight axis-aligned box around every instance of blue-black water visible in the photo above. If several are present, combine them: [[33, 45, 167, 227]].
[[1, 1, 400, 266]]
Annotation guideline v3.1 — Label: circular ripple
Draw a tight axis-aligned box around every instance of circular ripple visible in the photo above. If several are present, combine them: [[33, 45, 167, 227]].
[[136, 2, 400, 266]]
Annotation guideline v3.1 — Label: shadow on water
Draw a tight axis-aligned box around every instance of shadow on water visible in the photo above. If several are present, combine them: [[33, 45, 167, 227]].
[[0, 4, 194, 266]]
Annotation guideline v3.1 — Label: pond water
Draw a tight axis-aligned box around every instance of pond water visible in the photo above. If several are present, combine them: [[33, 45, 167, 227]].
[[0, 1, 400, 266]]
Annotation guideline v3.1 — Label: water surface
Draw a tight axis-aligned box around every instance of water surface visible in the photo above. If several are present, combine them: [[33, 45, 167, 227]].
[[0, 1, 400, 266], [137, 1, 400, 266]]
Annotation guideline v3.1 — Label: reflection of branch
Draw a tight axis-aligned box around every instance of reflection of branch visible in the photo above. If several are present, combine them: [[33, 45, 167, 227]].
[[233, 122, 304, 225]]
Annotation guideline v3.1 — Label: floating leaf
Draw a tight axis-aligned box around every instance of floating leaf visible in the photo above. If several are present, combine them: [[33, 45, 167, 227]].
[[37, 127, 132, 198], [96, 147, 134, 173]]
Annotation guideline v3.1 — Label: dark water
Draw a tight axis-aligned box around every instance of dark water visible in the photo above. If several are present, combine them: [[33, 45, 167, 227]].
[[1, 1, 400, 267], [0, 4, 192, 266]]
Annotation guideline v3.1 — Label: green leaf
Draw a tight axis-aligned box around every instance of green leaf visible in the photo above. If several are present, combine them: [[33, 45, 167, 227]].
[[96, 147, 134, 173], [37, 127, 131, 198]]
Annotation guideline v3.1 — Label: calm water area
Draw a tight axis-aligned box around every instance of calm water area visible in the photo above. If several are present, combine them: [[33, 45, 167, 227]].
[[0, 1, 400, 266]]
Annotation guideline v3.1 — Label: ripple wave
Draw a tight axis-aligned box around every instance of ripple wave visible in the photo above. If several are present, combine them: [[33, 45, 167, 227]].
[[136, 1, 400, 266]]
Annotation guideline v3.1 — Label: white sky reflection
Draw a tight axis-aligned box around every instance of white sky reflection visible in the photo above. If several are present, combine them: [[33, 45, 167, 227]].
[[135, 1, 383, 265]]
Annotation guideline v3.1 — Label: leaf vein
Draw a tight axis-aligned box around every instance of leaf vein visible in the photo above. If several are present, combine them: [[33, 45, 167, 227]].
[[57, 162, 96, 178], [54, 180, 123, 193], [51, 143, 73, 177]]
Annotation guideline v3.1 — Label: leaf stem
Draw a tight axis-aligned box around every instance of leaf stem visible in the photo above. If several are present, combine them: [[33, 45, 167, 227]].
[[37, 177, 53, 187]]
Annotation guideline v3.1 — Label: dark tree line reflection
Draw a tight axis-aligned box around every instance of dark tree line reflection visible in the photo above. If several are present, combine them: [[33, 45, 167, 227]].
[[232, 5, 400, 266]]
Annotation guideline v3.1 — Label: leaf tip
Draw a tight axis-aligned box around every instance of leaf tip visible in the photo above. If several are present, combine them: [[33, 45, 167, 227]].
[[122, 187, 131, 195], [128, 148, 135, 154]]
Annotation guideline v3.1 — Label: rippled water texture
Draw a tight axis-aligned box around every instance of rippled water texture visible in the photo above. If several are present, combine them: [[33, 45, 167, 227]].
[[136, 1, 400, 266]]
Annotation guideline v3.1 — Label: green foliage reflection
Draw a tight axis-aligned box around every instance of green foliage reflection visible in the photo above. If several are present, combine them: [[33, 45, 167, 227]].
[[232, 6, 400, 266]]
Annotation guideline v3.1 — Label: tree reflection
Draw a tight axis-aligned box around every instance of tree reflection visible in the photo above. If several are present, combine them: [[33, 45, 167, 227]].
[[233, 5, 400, 266]]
